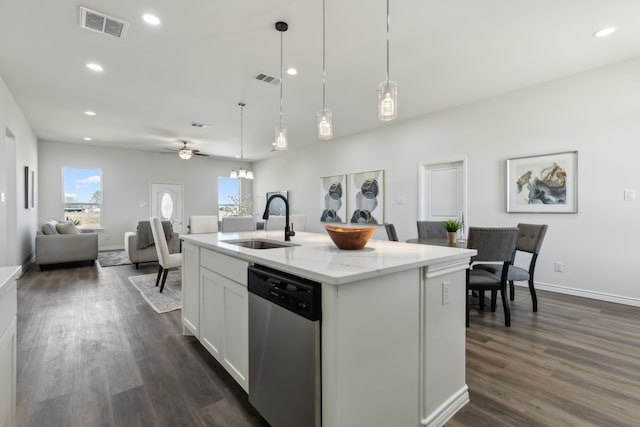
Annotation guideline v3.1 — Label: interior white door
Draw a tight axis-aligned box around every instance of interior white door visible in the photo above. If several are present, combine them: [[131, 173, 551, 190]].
[[0, 133, 16, 268], [0, 135, 7, 267], [150, 183, 184, 233], [419, 160, 466, 223]]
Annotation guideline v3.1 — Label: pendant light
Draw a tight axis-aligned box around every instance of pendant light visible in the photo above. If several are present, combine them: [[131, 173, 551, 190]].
[[275, 21, 289, 151], [230, 102, 254, 180], [378, 0, 397, 121], [317, 0, 333, 140]]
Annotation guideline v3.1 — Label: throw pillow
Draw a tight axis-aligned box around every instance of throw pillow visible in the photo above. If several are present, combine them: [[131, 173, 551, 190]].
[[41, 220, 59, 235], [56, 222, 81, 234]]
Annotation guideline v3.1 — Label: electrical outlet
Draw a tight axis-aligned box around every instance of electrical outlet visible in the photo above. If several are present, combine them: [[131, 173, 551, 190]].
[[553, 262, 563, 272], [442, 281, 451, 305]]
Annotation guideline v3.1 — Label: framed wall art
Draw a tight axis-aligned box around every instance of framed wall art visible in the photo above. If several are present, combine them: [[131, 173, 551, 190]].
[[24, 166, 35, 209], [320, 175, 346, 223], [348, 170, 384, 224], [507, 151, 577, 213]]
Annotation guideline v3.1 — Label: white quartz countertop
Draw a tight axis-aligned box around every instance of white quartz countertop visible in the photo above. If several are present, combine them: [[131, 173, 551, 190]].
[[181, 230, 476, 285], [0, 266, 20, 292]]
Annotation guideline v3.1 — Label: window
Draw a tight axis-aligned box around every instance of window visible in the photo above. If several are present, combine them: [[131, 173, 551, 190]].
[[218, 177, 240, 219], [63, 167, 102, 228]]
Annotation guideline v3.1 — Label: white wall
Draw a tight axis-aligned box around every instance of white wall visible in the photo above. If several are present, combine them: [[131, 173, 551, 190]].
[[38, 141, 248, 250], [253, 57, 640, 306], [0, 74, 38, 270]]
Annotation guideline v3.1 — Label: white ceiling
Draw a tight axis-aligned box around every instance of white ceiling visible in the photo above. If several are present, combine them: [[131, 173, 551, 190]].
[[1, 0, 640, 161]]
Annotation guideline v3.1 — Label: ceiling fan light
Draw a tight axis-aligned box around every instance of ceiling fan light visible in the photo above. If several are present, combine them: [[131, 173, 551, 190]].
[[317, 109, 333, 140], [178, 148, 193, 159], [274, 127, 288, 151]]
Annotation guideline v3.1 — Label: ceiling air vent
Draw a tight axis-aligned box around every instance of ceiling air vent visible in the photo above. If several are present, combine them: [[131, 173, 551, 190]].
[[191, 122, 211, 128], [79, 7, 129, 39], [255, 72, 281, 85]]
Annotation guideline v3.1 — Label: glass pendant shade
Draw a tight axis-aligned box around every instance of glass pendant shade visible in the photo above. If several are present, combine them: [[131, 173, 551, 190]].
[[317, 109, 333, 140], [275, 127, 288, 151], [229, 169, 238, 179], [178, 148, 193, 160], [378, 80, 397, 121], [238, 168, 247, 179], [245, 170, 254, 180]]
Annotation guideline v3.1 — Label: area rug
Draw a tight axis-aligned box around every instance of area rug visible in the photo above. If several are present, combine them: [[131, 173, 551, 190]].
[[128, 270, 182, 314], [98, 250, 132, 267]]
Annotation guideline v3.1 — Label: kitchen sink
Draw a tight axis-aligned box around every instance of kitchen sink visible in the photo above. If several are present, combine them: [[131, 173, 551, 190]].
[[221, 239, 299, 250]]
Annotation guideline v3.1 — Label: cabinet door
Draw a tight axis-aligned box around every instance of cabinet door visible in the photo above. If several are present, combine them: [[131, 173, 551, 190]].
[[222, 279, 248, 392], [0, 279, 16, 427], [200, 268, 225, 361], [182, 244, 200, 336]]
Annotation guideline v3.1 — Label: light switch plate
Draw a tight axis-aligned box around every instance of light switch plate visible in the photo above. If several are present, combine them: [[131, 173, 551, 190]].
[[624, 189, 635, 201]]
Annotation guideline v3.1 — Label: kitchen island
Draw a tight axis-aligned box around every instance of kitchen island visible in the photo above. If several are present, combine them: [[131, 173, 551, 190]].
[[180, 230, 475, 427]]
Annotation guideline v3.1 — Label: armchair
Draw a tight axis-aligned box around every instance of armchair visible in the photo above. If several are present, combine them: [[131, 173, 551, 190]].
[[125, 221, 180, 269]]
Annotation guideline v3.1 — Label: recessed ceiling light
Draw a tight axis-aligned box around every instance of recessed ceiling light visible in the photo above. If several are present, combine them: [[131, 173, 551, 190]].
[[593, 27, 616, 38], [286, 67, 298, 76], [142, 14, 161, 26], [84, 111, 96, 116], [86, 62, 103, 72], [83, 137, 92, 141]]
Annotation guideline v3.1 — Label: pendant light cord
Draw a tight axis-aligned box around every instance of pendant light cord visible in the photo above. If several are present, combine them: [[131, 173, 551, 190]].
[[386, 0, 390, 83], [322, 0, 326, 111], [240, 103, 244, 165], [279, 30, 284, 129]]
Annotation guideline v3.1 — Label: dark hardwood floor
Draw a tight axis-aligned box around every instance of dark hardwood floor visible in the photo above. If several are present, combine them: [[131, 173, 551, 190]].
[[16, 261, 269, 427], [16, 261, 640, 426]]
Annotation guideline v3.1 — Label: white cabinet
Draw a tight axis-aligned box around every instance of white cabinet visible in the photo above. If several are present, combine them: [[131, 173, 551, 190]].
[[199, 249, 249, 392], [0, 269, 17, 427], [182, 243, 200, 336], [200, 267, 224, 360]]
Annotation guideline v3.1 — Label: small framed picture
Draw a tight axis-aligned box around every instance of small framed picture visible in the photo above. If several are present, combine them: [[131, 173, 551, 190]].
[[507, 151, 577, 213]]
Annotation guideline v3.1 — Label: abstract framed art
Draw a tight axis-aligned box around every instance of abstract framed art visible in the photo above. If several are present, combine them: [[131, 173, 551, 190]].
[[506, 151, 577, 213], [320, 175, 346, 223], [348, 170, 384, 224]]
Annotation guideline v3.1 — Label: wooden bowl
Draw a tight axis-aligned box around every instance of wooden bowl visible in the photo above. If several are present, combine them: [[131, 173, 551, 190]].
[[324, 225, 376, 250]]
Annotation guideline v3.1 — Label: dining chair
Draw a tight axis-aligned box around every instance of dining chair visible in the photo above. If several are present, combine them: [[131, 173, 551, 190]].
[[466, 227, 518, 327], [187, 215, 218, 234], [384, 223, 399, 241], [220, 216, 256, 232], [416, 221, 447, 239], [150, 216, 182, 293], [474, 223, 548, 312]]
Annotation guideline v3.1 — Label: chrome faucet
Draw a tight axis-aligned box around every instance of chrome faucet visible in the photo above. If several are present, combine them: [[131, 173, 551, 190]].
[[263, 194, 295, 241]]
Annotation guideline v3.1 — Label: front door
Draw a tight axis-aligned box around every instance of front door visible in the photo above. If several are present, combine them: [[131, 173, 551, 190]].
[[150, 183, 184, 233]]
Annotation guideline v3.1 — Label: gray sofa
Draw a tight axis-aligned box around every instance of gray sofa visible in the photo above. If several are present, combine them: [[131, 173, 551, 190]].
[[36, 221, 98, 270], [125, 230, 180, 269]]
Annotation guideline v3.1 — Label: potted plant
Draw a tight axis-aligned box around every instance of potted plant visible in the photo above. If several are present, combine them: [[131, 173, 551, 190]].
[[443, 220, 461, 244]]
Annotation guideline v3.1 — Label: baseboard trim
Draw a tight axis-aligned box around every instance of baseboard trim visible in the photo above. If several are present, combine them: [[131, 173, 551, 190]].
[[99, 245, 125, 251], [515, 281, 640, 308], [422, 385, 469, 427]]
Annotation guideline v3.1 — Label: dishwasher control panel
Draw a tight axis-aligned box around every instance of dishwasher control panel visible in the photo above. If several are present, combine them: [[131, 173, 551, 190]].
[[248, 265, 321, 321]]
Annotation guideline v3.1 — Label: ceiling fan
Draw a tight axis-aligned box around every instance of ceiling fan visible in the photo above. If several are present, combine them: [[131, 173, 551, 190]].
[[164, 140, 209, 160]]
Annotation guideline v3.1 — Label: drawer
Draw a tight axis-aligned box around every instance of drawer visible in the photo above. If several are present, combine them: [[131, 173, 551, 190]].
[[201, 249, 248, 286], [0, 280, 17, 335]]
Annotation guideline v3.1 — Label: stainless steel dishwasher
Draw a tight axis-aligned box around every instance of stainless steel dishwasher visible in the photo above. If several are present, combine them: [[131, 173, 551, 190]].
[[248, 265, 321, 427]]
